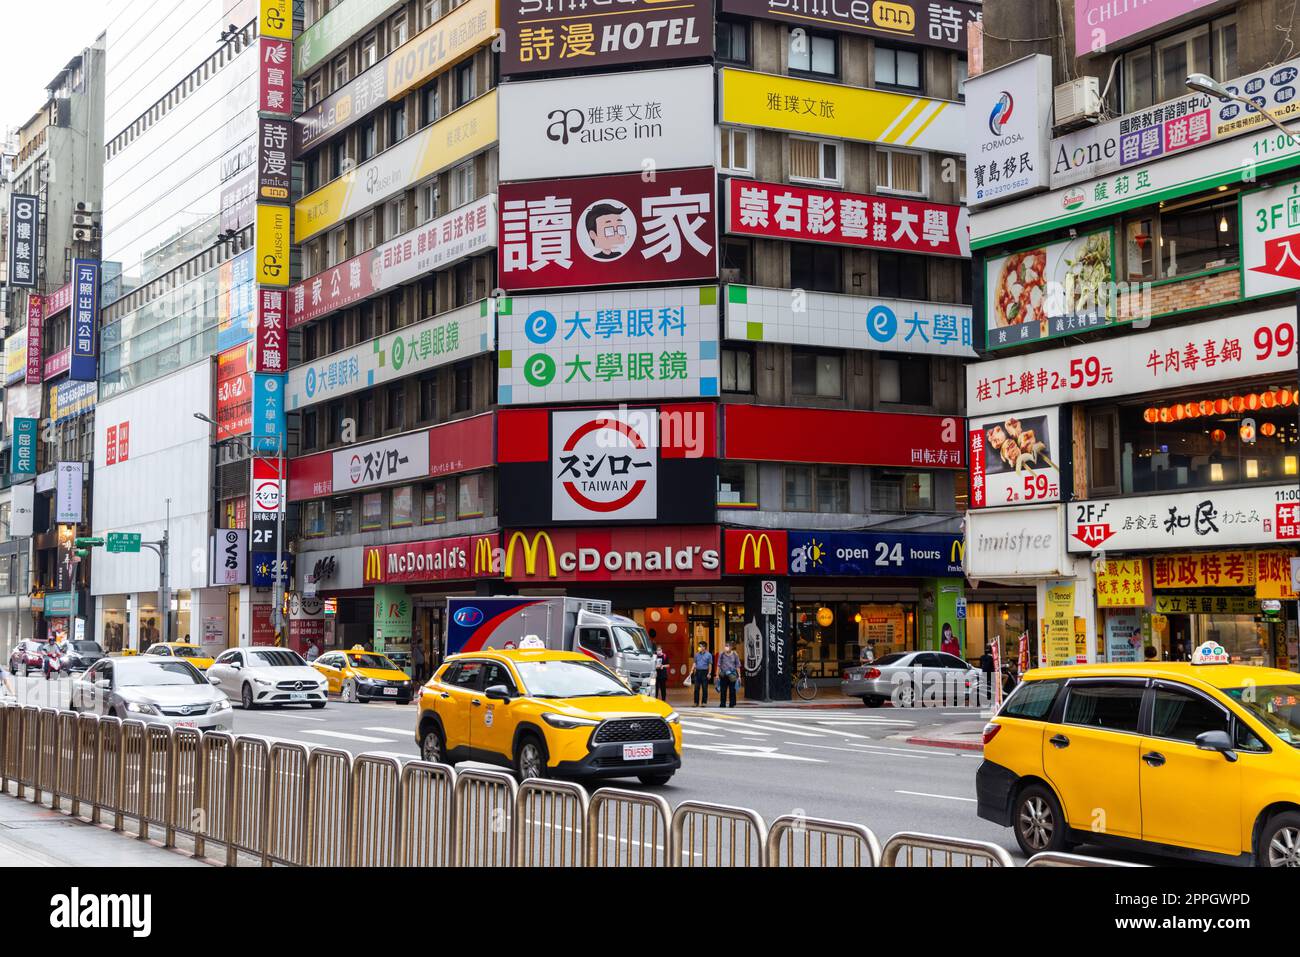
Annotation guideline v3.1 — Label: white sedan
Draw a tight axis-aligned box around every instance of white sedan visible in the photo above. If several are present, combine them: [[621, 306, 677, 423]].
[[207, 647, 329, 710]]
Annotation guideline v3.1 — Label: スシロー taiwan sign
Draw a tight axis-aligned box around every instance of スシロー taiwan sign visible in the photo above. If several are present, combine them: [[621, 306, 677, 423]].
[[550, 408, 660, 522], [496, 286, 719, 404], [500, 0, 710, 76], [499, 169, 717, 292]]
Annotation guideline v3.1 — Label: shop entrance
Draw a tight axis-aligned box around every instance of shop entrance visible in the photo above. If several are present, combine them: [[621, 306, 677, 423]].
[[689, 614, 716, 657]]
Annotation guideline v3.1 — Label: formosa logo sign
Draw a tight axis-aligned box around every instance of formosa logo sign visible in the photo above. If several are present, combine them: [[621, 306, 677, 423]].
[[501, 527, 721, 582], [552, 409, 658, 521]]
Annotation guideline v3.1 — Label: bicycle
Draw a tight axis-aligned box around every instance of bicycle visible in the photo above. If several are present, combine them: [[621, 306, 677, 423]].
[[793, 664, 817, 700]]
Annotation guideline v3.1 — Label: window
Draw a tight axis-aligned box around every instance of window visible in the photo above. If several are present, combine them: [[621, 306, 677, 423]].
[[783, 466, 813, 510], [359, 120, 377, 161], [789, 137, 840, 185], [792, 349, 842, 397], [420, 182, 438, 223], [327, 401, 346, 444], [361, 491, 384, 530], [1063, 682, 1145, 734], [876, 252, 927, 300], [717, 462, 758, 507], [331, 139, 348, 179], [815, 465, 850, 512], [420, 0, 439, 29], [453, 361, 473, 412], [716, 20, 748, 63], [421, 82, 439, 128], [482, 662, 516, 695], [875, 147, 924, 194], [385, 384, 404, 430], [359, 392, 377, 436], [331, 497, 353, 535], [386, 197, 407, 238], [871, 470, 933, 512], [719, 127, 752, 175], [1120, 16, 1235, 111], [789, 30, 836, 76], [721, 346, 753, 394], [1087, 407, 1120, 494], [956, 57, 968, 99], [332, 55, 349, 91], [389, 104, 406, 145], [357, 211, 376, 252], [447, 660, 485, 689], [783, 465, 849, 511], [306, 72, 323, 109], [878, 354, 931, 405], [360, 32, 378, 71], [1122, 193, 1239, 281], [449, 160, 475, 207], [423, 480, 449, 523], [418, 373, 438, 421], [391, 485, 415, 527], [302, 409, 319, 451], [721, 239, 751, 284], [457, 472, 485, 518], [1150, 685, 1229, 743], [790, 243, 841, 293], [875, 44, 921, 89], [1001, 679, 1064, 720], [390, 12, 408, 49], [455, 62, 475, 107], [304, 500, 327, 537]]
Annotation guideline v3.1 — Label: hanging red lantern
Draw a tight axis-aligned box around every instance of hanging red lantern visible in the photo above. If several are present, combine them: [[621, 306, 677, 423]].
[[1211, 428, 1227, 442], [1143, 407, 1158, 423], [1278, 390, 1294, 407], [1246, 393, 1261, 410], [1214, 398, 1229, 414], [1199, 400, 1214, 416], [1172, 405, 1186, 421], [1230, 395, 1246, 413], [1158, 407, 1171, 423], [1261, 422, 1277, 437], [1261, 391, 1278, 409]]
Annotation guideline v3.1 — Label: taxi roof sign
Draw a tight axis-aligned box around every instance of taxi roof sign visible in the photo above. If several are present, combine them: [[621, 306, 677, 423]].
[[1191, 640, 1231, 666]]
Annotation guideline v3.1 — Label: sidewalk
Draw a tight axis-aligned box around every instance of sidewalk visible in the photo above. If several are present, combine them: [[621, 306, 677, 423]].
[[904, 719, 989, 751], [0, 786, 206, 868]]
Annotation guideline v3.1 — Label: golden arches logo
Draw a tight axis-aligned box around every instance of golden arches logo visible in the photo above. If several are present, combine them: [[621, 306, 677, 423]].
[[504, 531, 558, 579], [950, 539, 965, 565], [364, 547, 384, 584], [737, 532, 777, 572], [473, 536, 495, 576]]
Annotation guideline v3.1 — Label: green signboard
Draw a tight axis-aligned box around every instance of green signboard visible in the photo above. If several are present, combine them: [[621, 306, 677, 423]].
[[106, 532, 142, 553]]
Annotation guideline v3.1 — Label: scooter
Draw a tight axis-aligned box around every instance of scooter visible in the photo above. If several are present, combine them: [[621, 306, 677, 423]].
[[41, 648, 65, 680]]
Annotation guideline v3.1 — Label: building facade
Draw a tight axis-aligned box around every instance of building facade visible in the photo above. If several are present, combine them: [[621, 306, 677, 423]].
[[966, 0, 1299, 671]]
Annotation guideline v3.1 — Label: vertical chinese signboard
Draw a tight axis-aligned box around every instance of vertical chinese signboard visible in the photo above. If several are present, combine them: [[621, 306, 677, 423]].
[[25, 294, 43, 384], [69, 259, 100, 382], [7, 194, 38, 288], [255, 289, 287, 374]]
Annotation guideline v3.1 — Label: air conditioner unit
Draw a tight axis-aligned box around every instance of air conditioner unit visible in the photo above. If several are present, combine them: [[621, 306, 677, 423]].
[[72, 227, 93, 242], [72, 213, 93, 228], [74, 201, 96, 214], [1054, 77, 1102, 130]]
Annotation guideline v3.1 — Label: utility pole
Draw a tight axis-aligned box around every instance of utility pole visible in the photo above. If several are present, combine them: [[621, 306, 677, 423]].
[[273, 440, 286, 645]]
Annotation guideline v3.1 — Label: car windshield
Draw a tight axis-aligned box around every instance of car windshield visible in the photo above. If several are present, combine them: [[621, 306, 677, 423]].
[[348, 653, 396, 670], [1224, 685, 1300, 748], [612, 624, 653, 655], [171, 646, 203, 658], [71, 642, 101, 653], [249, 649, 307, 667], [116, 660, 205, 687], [514, 660, 633, 698]]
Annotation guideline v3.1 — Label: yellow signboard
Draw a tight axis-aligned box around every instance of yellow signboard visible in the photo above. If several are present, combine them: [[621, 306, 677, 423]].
[[1043, 580, 1076, 667], [1256, 550, 1299, 600], [719, 68, 963, 153], [1096, 559, 1147, 608], [259, 0, 292, 39], [387, 0, 496, 100], [255, 204, 291, 287], [1151, 551, 1256, 589], [295, 90, 498, 243], [4, 330, 27, 383]]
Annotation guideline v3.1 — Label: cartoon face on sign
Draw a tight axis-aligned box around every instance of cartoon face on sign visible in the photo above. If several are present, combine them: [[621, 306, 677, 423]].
[[577, 200, 636, 261], [551, 409, 659, 522]]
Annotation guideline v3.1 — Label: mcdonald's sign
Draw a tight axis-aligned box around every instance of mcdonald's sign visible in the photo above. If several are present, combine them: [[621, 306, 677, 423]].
[[724, 529, 788, 575], [504, 531, 558, 580], [363, 546, 385, 585], [363, 533, 500, 585], [500, 526, 722, 582], [473, 535, 496, 576]]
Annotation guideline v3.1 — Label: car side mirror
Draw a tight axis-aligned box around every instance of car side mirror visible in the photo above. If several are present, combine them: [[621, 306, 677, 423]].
[[484, 684, 512, 702], [208, 675, 221, 685], [1195, 729, 1238, 762], [231, 662, 242, 670]]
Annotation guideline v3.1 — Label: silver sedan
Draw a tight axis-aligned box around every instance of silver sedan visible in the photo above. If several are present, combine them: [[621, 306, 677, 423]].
[[841, 651, 988, 708], [71, 656, 234, 731]]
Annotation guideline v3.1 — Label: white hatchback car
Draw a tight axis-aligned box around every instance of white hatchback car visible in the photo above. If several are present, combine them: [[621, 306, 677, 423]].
[[207, 647, 328, 710]]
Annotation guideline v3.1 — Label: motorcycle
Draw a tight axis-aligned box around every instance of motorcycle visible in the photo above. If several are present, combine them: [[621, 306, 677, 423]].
[[41, 647, 66, 680]]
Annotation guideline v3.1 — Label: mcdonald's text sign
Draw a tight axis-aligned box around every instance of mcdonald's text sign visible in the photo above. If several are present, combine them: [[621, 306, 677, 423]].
[[363, 533, 499, 585], [500, 526, 720, 583]]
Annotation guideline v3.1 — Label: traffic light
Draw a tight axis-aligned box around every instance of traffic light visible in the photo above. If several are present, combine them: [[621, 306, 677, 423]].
[[74, 537, 104, 560]]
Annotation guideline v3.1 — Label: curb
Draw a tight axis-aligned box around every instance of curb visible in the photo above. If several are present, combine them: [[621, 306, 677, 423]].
[[905, 735, 984, 752]]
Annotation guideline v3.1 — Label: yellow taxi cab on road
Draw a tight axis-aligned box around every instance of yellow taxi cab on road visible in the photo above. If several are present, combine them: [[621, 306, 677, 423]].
[[416, 648, 682, 784], [312, 647, 415, 703], [978, 642, 1300, 867], [142, 642, 214, 671]]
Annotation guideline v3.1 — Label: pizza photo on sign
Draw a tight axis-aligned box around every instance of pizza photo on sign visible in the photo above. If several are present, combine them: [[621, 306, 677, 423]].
[[993, 247, 1047, 334], [551, 408, 659, 522]]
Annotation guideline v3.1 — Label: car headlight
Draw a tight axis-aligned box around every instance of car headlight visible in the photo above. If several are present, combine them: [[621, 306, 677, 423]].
[[541, 713, 600, 729], [317, 681, 328, 691], [209, 699, 231, 713], [665, 711, 681, 725], [126, 701, 158, 715], [254, 677, 272, 687], [356, 676, 377, 685]]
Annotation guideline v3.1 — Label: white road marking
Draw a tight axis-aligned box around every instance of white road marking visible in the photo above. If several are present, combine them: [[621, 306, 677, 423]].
[[687, 719, 770, 736], [679, 727, 723, 737], [843, 742, 938, 756], [741, 720, 834, 738], [747, 718, 893, 741], [790, 742, 929, 760], [300, 729, 394, 744], [278, 713, 328, 721], [365, 726, 416, 735], [895, 790, 976, 803], [683, 743, 824, 763]]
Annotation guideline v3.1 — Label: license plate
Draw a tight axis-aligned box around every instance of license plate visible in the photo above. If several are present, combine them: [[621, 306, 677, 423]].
[[290, 692, 307, 701], [176, 720, 197, 729], [622, 743, 654, 761], [383, 687, 398, 696]]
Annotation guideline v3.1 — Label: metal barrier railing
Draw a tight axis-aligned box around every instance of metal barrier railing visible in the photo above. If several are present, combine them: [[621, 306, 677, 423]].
[[766, 814, 881, 867], [453, 768, 517, 867], [671, 800, 768, 867], [0, 703, 1148, 870], [515, 778, 588, 867], [881, 831, 1015, 867], [586, 787, 671, 867]]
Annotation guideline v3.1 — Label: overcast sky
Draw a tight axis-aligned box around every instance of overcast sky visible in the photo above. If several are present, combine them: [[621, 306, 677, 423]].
[[1, 1, 111, 137]]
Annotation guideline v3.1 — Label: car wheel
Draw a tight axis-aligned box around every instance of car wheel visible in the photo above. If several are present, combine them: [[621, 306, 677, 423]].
[[310, 701, 326, 710], [861, 695, 883, 708], [1013, 783, 1070, 857], [637, 773, 673, 786], [341, 680, 357, 703], [420, 725, 448, 764], [241, 683, 256, 710], [894, 684, 916, 709], [515, 735, 549, 781], [1259, 811, 1300, 867]]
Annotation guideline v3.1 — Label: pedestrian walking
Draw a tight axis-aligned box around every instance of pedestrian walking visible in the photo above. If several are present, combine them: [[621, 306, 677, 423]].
[[653, 643, 670, 701], [980, 646, 995, 702], [691, 642, 713, 707], [411, 638, 426, 683], [715, 642, 740, 708], [305, 639, 320, 661], [860, 639, 876, 665]]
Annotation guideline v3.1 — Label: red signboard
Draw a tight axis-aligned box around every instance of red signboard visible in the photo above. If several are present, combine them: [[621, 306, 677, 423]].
[[25, 294, 43, 384], [105, 425, 117, 466], [288, 412, 495, 501], [499, 167, 718, 292], [44, 283, 73, 317], [499, 526, 721, 583], [43, 346, 69, 381], [723, 529, 789, 575], [723, 406, 964, 469], [216, 343, 253, 435], [725, 177, 969, 258], [117, 422, 130, 463], [258, 38, 293, 115], [251, 604, 275, 646], [256, 288, 287, 373], [363, 532, 499, 585]]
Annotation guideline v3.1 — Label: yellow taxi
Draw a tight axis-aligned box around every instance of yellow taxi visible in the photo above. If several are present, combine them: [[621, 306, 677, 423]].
[[312, 647, 415, 704], [978, 642, 1300, 866], [415, 648, 682, 784], [142, 642, 214, 671]]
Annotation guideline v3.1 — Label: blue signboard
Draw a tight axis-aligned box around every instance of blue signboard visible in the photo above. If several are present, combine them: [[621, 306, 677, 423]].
[[217, 250, 256, 352], [252, 372, 286, 455], [11, 417, 37, 475], [69, 259, 100, 381], [251, 552, 294, 587], [787, 531, 964, 577]]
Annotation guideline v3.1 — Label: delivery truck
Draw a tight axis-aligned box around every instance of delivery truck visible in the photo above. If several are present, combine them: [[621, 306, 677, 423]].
[[445, 597, 656, 694]]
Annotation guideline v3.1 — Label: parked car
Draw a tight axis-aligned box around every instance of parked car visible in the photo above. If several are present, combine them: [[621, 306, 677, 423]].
[[312, 648, 415, 703], [70, 656, 233, 731], [63, 640, 105, 673], [142, 642, 214, 671], [207, 646, 328, 710], [977, 649, 1300, 866], [841, 651, 985, 707], [9, 639, 43, 676]]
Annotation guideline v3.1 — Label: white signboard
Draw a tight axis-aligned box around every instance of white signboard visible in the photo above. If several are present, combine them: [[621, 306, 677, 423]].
[[10, 482, 34, 538], [497, 286, 719, 404], [287, 299, 493, 410], [968, 306, 1298, 417], [1051, 59, 1300, 190], [498, 65, 715, 180], [1242, 177, 1300, 297], [551, 408, 659, 522], [331, 431, 430, 492], [1067, 485, 1300, 553], [968, 406, 1061, 510], [966, 54, 1053, 208], [724, 285, 975, 357], [964, 503, 1070, 579], [1105, 610, 1143, 663], [210, 529, 248, 586], [55, 462, 83, 524]]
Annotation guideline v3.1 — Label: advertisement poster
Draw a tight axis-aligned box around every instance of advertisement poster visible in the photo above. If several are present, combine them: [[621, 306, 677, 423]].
[[499, 169, 717, 291], [1096, 559, 1148, 607], [1043, 580, 1076, 666], [25, 293, 42, 384], [1105, 611, 1144, 663], [743, 575, 791, 702], [968, 405, 1061, 509], [985, 230, 1115, 349]]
